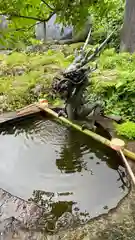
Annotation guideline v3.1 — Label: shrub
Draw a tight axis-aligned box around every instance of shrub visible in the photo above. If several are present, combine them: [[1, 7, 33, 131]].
[[90, 49, 135, 121], [116, 122, 135, 140]]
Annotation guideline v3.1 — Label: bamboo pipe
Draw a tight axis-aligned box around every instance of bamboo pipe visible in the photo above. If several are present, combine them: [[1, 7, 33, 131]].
[[37, 103, 135, 162]]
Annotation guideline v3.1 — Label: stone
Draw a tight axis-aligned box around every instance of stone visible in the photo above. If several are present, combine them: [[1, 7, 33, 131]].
[[35, 14, 92, 44]]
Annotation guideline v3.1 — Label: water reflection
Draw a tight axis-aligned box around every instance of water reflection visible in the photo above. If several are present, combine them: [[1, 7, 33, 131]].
[[28, 189, 88, 232], [56, 128, 88, 173], [56, 127, 129, 193], [0, 115, 130, 232], [0, 116, 130, 193]]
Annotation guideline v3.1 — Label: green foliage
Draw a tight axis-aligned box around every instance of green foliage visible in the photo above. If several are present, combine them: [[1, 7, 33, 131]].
[[90, 48, 135, 121], [90, 0, 124, 49], [0, 0, 124, 48], [0, 0, 92, 46], [0, 0, 93, 28], [116, 122, 135, 140]]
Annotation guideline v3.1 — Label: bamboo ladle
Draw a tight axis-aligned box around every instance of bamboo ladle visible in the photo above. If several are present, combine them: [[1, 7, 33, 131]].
[[110, 138, 135, 185]]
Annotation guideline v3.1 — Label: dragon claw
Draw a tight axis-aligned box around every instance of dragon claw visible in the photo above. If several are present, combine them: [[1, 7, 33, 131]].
[[58, 110, 67, 118], [81, 123, 97, 132], [81, 124, 87, 131]]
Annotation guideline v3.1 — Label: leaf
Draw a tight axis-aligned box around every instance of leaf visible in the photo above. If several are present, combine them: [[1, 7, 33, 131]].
[[115, 81, 125, 89]]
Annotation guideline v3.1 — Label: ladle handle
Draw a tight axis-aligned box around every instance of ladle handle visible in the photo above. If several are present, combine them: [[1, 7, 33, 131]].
[[120, 150, 135, 185]]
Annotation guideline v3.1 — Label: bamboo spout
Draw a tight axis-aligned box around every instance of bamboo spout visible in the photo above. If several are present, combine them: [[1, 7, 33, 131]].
[[36, 103, 135, 162]]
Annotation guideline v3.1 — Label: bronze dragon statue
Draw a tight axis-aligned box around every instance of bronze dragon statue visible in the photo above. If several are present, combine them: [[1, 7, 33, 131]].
[[51, 30, 117, 130]]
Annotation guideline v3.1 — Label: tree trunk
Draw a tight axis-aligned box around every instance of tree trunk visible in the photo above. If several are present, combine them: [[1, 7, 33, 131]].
[[120, 0, 135, 53]]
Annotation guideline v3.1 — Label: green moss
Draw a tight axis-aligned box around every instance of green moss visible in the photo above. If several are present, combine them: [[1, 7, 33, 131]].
[[115, 121, 135, 140], [5, 52, 28, 66], [0, 49, 73, 112]]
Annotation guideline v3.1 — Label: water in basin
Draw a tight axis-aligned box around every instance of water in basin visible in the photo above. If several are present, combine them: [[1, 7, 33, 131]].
[[0, 114, 129, 227]]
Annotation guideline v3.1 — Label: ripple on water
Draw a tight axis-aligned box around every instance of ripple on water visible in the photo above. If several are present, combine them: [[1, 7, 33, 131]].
[[0, 114, 130, 230]]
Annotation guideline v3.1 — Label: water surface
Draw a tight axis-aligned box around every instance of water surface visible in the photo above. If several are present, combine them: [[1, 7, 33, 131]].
[[0, 115, 129, 227]]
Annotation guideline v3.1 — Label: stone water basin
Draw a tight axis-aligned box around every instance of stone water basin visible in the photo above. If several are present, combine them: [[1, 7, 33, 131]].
[[0, 114, 130, 232]]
